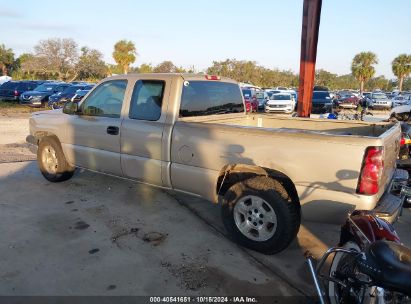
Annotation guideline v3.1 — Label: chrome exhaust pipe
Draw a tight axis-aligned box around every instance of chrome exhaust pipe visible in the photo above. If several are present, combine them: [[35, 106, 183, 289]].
[[305, 252, 326, 304]]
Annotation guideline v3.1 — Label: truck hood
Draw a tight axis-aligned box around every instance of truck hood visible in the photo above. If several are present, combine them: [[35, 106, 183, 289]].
[[31, 109, 63, 117], [266, 100, 293, 105]]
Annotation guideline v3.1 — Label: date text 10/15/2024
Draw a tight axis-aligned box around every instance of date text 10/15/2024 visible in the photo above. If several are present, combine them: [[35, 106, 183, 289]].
[[149, 297, 258, 303]]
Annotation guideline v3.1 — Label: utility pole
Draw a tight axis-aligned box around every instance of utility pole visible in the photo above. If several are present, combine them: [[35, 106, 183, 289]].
[[297, 0, 322, 117]]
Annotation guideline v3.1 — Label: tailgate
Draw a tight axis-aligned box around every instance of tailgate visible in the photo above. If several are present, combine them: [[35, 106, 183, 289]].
[[380, 123, 401, 192]]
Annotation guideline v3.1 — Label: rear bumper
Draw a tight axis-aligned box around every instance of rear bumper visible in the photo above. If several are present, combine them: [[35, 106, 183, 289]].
[[373, 168, 409, 223], [0, 96, 19, 101]]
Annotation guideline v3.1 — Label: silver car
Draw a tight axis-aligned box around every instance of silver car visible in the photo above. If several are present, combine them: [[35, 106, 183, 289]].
[[367, 92, 392, 109]]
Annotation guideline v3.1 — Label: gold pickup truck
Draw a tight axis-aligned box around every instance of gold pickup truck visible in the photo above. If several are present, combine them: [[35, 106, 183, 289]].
[[27, 73, 408, 254]]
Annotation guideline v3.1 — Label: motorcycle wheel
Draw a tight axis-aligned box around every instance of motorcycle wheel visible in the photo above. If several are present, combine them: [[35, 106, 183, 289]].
[[328, 242, 384, 304]]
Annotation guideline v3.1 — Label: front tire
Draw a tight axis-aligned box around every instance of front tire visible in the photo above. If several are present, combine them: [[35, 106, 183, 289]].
[[221, 177, 301, 254], [37, 136, 75, 182]]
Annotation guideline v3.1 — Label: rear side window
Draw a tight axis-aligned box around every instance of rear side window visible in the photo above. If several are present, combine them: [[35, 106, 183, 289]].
[[180, 81, 244, 117], [1, 82, 18, 89], [129, 80, 165, 121], [313, 91, 330, 99]]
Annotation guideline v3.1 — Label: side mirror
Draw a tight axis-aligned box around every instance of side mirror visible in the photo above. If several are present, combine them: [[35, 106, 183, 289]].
[[63, 101, 79, 115]]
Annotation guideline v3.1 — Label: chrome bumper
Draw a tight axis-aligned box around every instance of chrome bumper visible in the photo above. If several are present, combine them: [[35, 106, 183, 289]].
[[373, 169, 409, 223]]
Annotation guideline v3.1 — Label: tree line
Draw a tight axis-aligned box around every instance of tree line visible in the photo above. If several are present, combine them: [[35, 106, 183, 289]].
[[0, 39, 410, 91]]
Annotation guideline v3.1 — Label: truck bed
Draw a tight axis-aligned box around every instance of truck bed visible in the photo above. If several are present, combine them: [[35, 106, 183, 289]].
[[180, 114, 395, 137]]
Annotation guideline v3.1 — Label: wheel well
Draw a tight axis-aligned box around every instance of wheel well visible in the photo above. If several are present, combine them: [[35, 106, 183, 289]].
[[34, 132, 59, 144], [216, 164, 300, 205]]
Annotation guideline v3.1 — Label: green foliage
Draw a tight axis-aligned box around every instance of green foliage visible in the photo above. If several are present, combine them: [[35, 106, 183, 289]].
[[351, 52, 378, 92], [402, 77, 411, 91], [392, 54, 411, 91], [75, 47, 107, 80], [112, 40, 136, 74], [0, 44, 15, 75], [19, 38, 79, 81], [153, 61, 178, 73], [135, 63, 153, 73], [206, 59, 298, 88], [315, 69, 337, 88]]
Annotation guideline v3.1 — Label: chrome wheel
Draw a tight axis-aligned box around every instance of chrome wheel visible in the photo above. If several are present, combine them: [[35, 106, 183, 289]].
[[233, 195, 277, 241], [41, 145, 58, 174]]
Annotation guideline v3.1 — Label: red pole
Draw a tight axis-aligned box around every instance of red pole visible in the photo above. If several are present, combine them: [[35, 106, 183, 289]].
[[297, 0, 322, 117]]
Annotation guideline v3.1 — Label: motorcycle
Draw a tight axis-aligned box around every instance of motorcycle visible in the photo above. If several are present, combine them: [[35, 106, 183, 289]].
[[306, 207, 411, 304]]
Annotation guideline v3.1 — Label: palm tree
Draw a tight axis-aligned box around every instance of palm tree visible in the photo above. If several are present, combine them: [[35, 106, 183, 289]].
[[392, 54, 411, 92], [0, 44, 15, 76], [112, 40, 137, 74], [351, 52, 378, 93]]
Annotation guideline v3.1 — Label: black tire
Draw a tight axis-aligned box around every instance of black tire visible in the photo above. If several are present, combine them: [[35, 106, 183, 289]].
[[37, 136, 75, 182], [221, 176, 301, 254]]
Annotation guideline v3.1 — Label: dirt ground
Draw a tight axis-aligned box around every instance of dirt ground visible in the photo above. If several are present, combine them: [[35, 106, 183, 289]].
[[0, 112, 35, 163]]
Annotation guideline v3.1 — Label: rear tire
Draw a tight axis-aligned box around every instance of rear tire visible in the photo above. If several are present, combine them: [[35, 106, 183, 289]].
[[37, 136, 75, 182], [221, 177, 301, 254]]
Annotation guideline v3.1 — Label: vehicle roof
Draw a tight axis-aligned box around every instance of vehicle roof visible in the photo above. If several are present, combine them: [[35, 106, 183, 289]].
[[104, 73, 238, 84], [272, 92, 292, 95]]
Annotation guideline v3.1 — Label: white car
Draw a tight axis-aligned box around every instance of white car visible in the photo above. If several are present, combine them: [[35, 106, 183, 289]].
[[392, 96, 409, 107], [265, 93, 295, 114]]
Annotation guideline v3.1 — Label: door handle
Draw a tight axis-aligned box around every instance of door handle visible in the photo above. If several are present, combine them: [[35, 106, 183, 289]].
[[106, 126, 119, 135]]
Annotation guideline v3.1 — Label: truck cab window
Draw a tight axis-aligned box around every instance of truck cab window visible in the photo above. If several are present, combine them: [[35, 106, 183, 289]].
[[129, 80, 165, 121], [179, 81, 244, 117], [81, 80, 127, 118]]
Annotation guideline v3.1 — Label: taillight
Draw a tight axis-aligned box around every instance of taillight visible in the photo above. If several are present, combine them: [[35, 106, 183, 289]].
[[205, 75, 220, 80], [357, 146, 384, 195], [14, 90, 19, 96], [400, 135, 411, 146]]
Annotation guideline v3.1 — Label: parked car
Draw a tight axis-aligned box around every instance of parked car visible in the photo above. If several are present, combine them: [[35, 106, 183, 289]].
[[256, 90, 268, 110], [334, 91, 360, 109], [0, 81, 41, 101], [366, 92, 393, 109], [26, 73, 406, 254], [392, 95, 409, 107], [265, 93, 295, 113], [266, 90, 281, 99], [311, 91, 333, 113], [361, 91, 372, 99], [71, 88, 92, 103], [20, 82, 70, 107], [241, 88, 258, 113], [48, 84, 94, 109]]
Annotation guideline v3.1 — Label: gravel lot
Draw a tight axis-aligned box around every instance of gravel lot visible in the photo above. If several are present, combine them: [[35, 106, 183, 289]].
[[0, 113, 35, 163]]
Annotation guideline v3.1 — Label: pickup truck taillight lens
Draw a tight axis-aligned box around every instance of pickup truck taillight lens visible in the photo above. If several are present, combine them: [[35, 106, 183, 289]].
[[357, 146, 384, 195], [14, 90, 19, 96]]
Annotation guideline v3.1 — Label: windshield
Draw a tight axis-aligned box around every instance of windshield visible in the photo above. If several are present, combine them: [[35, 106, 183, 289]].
[[34, 83, 59, 92], [256, 92, 264, 99], [271, 94, 291, 100], [242, 89, 252, 97], [373, 93, 387, 99]]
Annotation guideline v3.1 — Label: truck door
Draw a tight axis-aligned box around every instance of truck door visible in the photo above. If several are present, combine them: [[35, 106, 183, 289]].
[[63, 79, 128, 175], [120, 79, 169, 186]]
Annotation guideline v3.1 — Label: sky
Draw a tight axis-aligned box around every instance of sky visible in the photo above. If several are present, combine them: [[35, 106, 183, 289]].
[[1, 0, 410, 78]]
